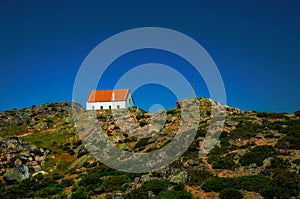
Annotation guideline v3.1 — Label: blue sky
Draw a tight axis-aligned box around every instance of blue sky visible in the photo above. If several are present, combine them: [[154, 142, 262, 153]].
[[0, 0, 299, 113]]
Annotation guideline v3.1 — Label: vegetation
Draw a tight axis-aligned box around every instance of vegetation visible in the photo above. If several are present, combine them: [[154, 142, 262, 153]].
[[239, 145, 277, 166], [276, 130, 300, 149], [0, 100, 300, 198], [157, 190, 193, 199], [229, 120, 261, 139], [124, 179, 169, 198], [261, 169, 300, 199], [212, 153, 237, 169], [202, 175, 271, 193], [219, 188, 243, 199], [187, 169, 213, 186]]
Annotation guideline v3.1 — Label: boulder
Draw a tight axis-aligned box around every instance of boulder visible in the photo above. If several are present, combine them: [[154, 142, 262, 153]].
[[170, 171, 187, 184], [263, 157, 274, 169], [33, 122, 48, 130], [3, 164, 29, 183], [141, 174, 151, 182], [203, 138, 218, 150]]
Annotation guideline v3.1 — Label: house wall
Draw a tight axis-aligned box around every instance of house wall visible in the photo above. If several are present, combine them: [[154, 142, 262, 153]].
[[125, 92, 134, 108], [86, 101, 126, 110]]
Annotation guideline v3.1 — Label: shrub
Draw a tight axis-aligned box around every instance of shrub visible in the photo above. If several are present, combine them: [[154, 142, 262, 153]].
[[207, 146, 230, 164], [275, 131, 300, 150], [77, 150, 89, 158], [124, 179, 169, 198], [71, 190, 89, 199], [229, 121, 261, 139], [158, 190, 193, 199], [257, 112, 269, 118], [239, 145, 277, 166], [269, 157, 289, 169], [36, 183, 62, 197], [295, 110, 300, 117], [280, 119, 300, 134], [143, 179, 169, 195], [52, 173, 63, 180], [187, 169, 212, 186], [61, 178, 74, 188], [201, 177, 232, 192], [139, 120, 148, 127], [157, 190, 178, 199], [134, 138, 150, 150], [78, 169, 103, 191], [202, 175, 270, 193], [219, 188, 243, 199], [101, 175, 130, 192], [124, 188, 148, 199], [212, 154, 236, 170], [261, 170, 300, 199]]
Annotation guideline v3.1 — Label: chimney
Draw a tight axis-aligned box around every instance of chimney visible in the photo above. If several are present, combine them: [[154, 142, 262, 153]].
[[112, 92, 115, 101]]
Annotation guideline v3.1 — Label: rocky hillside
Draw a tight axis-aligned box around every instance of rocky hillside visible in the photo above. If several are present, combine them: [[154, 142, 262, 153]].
[[0, 99, 300, 199]]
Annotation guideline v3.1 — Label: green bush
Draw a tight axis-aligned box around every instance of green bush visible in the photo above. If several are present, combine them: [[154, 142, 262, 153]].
[[212, 153, 236, 170], [257, 112, 269, 118], [71, 190, 89, 199], [187, 169, 212, 186], [101, 175, 130, 192], [158, 190, 193, 199], [229, 121, 261, 139], [124, 179, 169, 198], [134, 138, 150, 150], [157, 190, 178, 199], [78, 169, 103, 191], [207, 146, 230, 164], [139, 120, 148, 127], [143, 179, 169, 195], [280, 119, 300, 134], [219, 188, 243, 199], [52, 173, 64, 180], [269, 157, 289, 169], [202, 175, 270, 193], [275, 131, 300, 150], [239, 145, 277, 166], [124, 188, 148, 199], [1, 177, 64, 198], [77, 150, 89, 158], [36, 183, 62, 198], [261, 170, 300, 199], [295, 110, 300, 117], [61, 178, 74, 188]]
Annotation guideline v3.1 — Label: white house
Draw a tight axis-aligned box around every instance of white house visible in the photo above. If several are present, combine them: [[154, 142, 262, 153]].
[[86, 89, 134, 110]]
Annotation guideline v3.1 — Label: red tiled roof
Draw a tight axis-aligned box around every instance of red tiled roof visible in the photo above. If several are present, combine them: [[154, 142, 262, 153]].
[[87, 89, 130, 102]]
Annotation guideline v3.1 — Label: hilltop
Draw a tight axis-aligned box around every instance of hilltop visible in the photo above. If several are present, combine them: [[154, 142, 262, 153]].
[[0, 99, 300, 199]]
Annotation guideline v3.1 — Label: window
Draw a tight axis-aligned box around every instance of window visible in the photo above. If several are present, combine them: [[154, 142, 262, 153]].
[[117, 105, 120, 109], [92, 106, 95, 110], [100, 106, 103, 110], [109, 106, 111, 109]]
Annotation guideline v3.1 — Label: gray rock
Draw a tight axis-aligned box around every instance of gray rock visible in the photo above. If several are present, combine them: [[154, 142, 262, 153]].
[[263, 157, 274, 169], [249, 163, 257, 169], [33, 122, 48, 130], [141, 174, 151, 182], [32, 165, 41, 172], [14, 158, 22, 166], [3, 164, 29, 183], [170, 171, 187, 184]]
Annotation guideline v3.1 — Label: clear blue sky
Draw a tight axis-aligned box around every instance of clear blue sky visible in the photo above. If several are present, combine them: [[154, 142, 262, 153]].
[[1, 0, 299, 113]]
